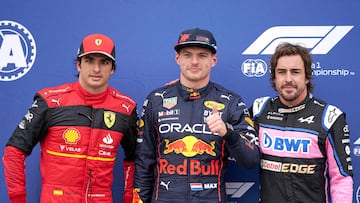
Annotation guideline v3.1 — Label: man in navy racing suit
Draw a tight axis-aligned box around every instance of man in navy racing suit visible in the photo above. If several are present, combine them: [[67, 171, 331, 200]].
[[251, 43, 353, 203], [133, 28, 259, 203]]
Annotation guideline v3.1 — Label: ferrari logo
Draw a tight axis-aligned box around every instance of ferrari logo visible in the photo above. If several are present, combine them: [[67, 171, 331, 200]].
[[104, 111, 116, 128], [95, 39, 102, 46]]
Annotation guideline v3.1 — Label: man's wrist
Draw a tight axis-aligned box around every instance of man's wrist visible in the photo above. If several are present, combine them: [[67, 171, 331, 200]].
[[224, 122, 234, 138], [10, 194, 27, 203]]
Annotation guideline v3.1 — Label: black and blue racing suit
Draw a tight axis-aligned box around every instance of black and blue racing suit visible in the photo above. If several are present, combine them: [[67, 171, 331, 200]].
[[251, 94, 353, 203], [134, 81, 259, 203]]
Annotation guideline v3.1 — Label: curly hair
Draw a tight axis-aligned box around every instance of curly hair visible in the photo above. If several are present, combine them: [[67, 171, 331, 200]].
[[269, 42, 314, 92]]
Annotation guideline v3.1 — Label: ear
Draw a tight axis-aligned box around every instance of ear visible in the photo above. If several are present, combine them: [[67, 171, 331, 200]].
[[211, 54, 217, 67], [175, 53, 180, 64], [76, 61, 81, 72]]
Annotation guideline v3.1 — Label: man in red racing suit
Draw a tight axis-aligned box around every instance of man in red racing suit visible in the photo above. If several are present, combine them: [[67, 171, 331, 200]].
[[3, 33, 138, 203]]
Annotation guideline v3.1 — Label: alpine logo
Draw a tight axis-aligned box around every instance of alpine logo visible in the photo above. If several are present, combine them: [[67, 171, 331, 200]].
[[298, 116, 315, 124], [242, 26, 353, 55]]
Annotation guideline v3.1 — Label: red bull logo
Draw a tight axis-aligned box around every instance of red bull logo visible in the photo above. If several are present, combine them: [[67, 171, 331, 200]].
[[159, 159, 220, 175], [164, 136, 216, 157]]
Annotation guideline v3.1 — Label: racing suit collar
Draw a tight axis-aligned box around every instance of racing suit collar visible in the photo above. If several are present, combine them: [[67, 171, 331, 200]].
[[74, 81, 108, 105], [277, 93, 313, 114], [177, 82, 213, 100]]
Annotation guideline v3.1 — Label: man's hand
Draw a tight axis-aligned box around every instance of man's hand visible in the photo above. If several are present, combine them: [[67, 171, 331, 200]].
[[206, 105, 227, 137]]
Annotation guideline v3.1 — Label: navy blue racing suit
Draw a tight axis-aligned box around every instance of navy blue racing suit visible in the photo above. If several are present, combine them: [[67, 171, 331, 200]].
[[133, 81, 259, 203]]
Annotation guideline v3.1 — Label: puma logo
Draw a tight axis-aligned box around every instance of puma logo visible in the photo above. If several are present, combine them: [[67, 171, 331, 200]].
[[160, 180, 170, 190]]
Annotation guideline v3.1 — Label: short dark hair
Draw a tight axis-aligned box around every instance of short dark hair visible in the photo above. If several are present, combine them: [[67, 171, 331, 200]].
[[269, 42, 314, 92]]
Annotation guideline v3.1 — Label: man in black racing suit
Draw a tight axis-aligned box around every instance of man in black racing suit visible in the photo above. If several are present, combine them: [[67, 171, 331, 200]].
[[251, 43, 353, 203], [133, 28, 259, 203]]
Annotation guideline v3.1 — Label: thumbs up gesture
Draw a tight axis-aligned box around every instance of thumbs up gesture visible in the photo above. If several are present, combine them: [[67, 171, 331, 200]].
[[206, 105, 227, 137]]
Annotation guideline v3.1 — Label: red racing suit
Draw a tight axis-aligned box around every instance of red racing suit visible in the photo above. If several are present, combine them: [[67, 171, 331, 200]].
[[133, 81, 259, 203], [3, 81, 138, 203], [251, 94, 353, 203]]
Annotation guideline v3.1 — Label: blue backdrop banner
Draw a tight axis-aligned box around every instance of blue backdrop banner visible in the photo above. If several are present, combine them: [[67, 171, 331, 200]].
[[1, 1, 359, 202]]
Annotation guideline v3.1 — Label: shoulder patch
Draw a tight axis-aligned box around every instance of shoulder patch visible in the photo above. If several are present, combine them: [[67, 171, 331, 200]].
[[252, 96, 271, 117], [38, 84, 72, 98], [111, 89, 136, 106], [323, 104, 343, 131]]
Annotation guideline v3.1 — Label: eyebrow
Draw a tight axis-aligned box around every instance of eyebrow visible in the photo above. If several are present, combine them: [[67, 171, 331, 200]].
[[83, 55, 111, 61]]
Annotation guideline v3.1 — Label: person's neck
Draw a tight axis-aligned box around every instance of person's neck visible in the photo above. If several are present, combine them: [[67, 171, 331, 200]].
[[180, 79, 209, 89], [79, 81, 107, 95]]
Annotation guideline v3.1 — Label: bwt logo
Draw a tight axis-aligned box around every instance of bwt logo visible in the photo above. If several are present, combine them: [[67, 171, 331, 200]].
[[243, 26, 353, 55], [262, 132, 310, 153], [0, 20, 37, 81]]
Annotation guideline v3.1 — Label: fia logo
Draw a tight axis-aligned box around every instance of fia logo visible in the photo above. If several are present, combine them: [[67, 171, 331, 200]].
[[241, 59, 267, 77], [0, 20, 37, 81]]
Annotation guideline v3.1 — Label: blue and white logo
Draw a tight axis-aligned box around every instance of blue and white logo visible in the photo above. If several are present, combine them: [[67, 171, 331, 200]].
[[0, 20, 36, 81], [263, 132, 311, 153], [242, 26, 353, 55], [241, 59, 267, 77]]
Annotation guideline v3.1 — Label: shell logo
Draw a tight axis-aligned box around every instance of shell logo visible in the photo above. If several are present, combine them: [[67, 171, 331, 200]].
[[63, 128, 81, 144]]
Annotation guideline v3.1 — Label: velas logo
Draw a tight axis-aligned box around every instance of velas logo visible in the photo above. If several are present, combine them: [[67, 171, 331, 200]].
[[243, 25, 353, 55], [0, 20, 37, 81], [163, 136, 216, 157]]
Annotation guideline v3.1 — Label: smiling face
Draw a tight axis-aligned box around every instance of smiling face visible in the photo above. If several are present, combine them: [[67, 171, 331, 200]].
[[77, 53, 114, 94], [175, 46, 217, 89], [274, 54, 309, 107]]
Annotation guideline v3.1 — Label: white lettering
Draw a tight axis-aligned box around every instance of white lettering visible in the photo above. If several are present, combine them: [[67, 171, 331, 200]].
[[159, 123, 212, 134]]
